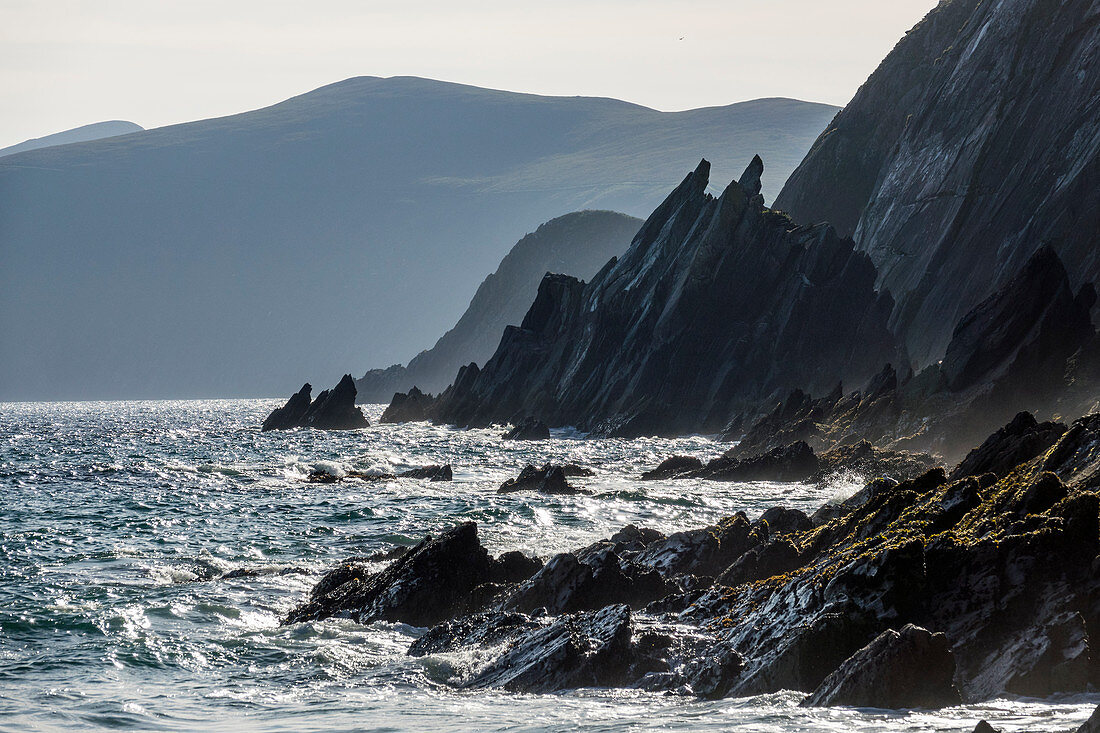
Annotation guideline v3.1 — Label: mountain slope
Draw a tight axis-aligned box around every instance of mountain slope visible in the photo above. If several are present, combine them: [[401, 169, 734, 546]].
[[0, 121, 143, 157], [775, 0, 1100, 365], [429, 158, 899, 437], [356, 210, 641, 402], [0, 76, 838, 400]]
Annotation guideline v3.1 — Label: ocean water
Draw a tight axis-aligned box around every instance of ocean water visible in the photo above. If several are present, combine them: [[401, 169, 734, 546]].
[[0, 399, 1094, 732]]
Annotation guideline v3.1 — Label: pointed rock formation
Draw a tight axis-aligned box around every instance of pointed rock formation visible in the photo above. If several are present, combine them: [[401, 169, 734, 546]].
[[423, 158, 899, 437], [262, 375, 369, 431]]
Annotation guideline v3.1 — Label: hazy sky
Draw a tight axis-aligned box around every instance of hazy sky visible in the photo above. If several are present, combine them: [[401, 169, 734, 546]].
[[1, 0, 937, 148]]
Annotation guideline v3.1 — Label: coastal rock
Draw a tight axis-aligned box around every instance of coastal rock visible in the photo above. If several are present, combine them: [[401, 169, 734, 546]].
[[692, 442, 820, 482], [283, 522, 492, 627], [951, 412, 1067, 481], [263, 375, 369, 431], [973, 723, 999, 733], [306, 464, 453, 483], [261, 383, 312, 431], [502, 417, 551, 441], [463, 605, 641, 693], [801, 624, 961, 709], [501, 547, 669, 615], [407, 611, 542, 657], [641, 455, 704, 480], [1078, 706, 1100, 733], [379, 386, 435, 423], [632, 513, 764, 580], [430, 157, 899, 437], [498, 464, 586, 495]]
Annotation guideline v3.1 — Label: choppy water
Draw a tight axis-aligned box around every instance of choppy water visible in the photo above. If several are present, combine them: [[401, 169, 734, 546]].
[[0, 399, 1094, 732]]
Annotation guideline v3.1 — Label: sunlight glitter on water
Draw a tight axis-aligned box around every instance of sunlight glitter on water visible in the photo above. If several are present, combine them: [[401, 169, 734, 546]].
[[0, 399, 1094, 732]]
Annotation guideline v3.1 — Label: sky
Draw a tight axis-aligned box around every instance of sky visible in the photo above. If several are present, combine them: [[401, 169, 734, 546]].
[[0, 0, 938, 149]]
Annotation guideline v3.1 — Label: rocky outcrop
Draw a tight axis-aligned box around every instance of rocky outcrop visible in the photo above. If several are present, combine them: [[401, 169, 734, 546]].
[[722, 247, 1098, 462], [951, 412, 1067, 481], [640, 456, 704, 481], [379, 386, 435, 423], [498, 464, 591, 495], [288, 415, 1100, 707], [263, 375, 370, 431], [691, 442, 819, 482], [261, 383, 313, 431], [306, 464, 453, 483], [775, 0, 1100, 367], [422, 157, 899, 437], [501, 417, 550, 441], [356, 211, 642, 402], [801, 624, 961, 709]]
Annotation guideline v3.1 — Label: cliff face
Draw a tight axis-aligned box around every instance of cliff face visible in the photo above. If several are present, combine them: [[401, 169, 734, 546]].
[[356, 211, 641, 402], [775, 0, 1100, 365], [432, 159, 899, 437]]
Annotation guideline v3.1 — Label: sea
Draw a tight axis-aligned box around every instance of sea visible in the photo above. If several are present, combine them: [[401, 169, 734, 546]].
[[1, 399, 1095, 732]]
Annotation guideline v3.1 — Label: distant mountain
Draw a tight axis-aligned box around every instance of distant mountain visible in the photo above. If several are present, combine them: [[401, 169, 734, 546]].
[[356, 210, 641, 403], [0, 120, 143, 158], [775, 0, 1100, 366], [0, 76, 838, 401]]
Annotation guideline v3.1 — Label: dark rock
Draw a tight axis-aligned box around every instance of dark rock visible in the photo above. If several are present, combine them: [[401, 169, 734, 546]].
[[499, 464, 585, 495], [502, 417, 551, 440], [632, 513, 765, 580], [760, 506, 812, 537], [430, 157, 899, 437], [283, 522, 492, 627], [379, 386, 435, 423], [263, 375, 369, 431], [641, 455, 704, 480], [816, 441, 936, 482], [501, 546, 670, 615], [261, 383, 312, 431], [491, 551, 543, 585], [801, 624, 961, 709], [717, 538, 802, 587], [407, 611, 542, 657], [973, 723, 999, 733], [398, 464, 453, 482], [560, 464, 596, 477], [693, 441, 820, 482]]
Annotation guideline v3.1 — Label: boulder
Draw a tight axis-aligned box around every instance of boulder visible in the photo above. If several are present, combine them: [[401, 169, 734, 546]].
[[263, 375, 369, 431], [641, 455, 704, 480], [1079, 705, 1100, 733], [499, 464, 585, 495], [283, 522, 492, 627], [973, 722, 999, 733], [379, 386, 435, 423], [694, 441, 820, 482], [397, 464, 453, 482], [502, 417, 551, 440], [802, 624, 961, 709]]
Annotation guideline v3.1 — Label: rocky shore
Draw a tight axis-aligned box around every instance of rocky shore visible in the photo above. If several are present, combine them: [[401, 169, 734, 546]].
[[281, 411, 1100, 726]]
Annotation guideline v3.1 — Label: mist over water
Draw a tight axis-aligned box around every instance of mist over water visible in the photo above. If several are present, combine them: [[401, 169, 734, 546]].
[[1, 400, 1093, 732]]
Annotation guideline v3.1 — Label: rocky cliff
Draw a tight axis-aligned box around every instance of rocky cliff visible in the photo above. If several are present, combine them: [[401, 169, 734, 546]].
[[356, 211, 641, 402], [775, 0, 1100, 366], [429, 158, 899, 437]]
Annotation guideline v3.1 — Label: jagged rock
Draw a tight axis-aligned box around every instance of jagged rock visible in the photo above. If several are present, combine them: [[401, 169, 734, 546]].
[[692, 442, 820, 482], [801, 624, 961, 709], [640, 455, 704, 480], [1040, 414, 1100, 489], [430, 157, 899, 437], [463, 605, 642, 693], [407, 611, 542, 657], [951, 412, 1067, 481], [499, 464, 586, 495], [397, 464, 453, 482], [491, 551, 543, 585], [632, 513, 765, 580], [379, 386, 435, 423], [502, 417, 551, 440], [717, 538, 802, 587], [775, 0, 1100, 367], [973, 723, 999, 733], [816, 441, 936, 482], [306, 464, 453, 483], [283, 522, 492, 627], [501, 546, 669, 615], [261, 383, 313, 431], [263, 375, 369, 431]]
